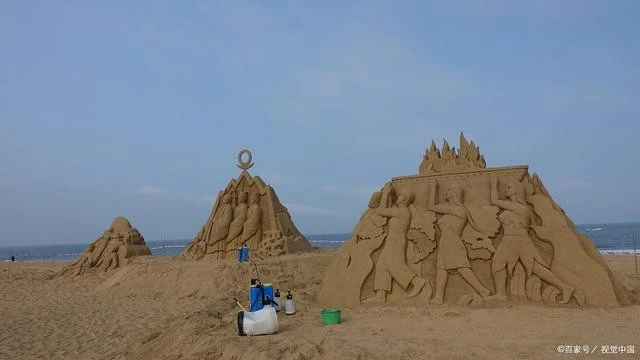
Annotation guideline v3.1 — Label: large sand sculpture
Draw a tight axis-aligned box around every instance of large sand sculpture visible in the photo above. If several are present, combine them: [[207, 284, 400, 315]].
[[181, 150, 312, 260], [319, 133, 628, 307], [60, 216, 152, 276]]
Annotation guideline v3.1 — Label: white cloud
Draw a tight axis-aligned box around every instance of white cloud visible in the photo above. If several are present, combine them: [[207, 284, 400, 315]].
[[261, 172, 288, 186], [181, 194, 216, 205], [321, 184, 381, 199], [138, 185, 165, 197], [136, 185, 214, 205], [353, 124, 448, 151], [547, 178, 597, 192], [197, 195, 216, 204], [543, 177, 613, 202], [261, 24, 471, 127], [283, 203, 340, 216], [444, 0, 595, 20], [541, 86, 636, 110]]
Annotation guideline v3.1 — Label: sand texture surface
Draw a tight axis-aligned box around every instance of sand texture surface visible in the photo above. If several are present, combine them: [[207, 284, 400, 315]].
[[1, 251, 639, 360]]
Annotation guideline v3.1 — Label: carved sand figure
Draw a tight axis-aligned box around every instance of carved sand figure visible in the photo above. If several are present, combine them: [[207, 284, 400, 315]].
[[103, 238, 121, 272], [205, 194, 234, 258], [406, 203, 438, 264], [526, 175, 619, 305], [317, 188, 390, 306], [58, 217, 151, 276], [319, 133, 627, 308], [355, 189, 387, 243], [352, 188, 389, 273], [226, 191, 249, 254], [366, 190, 426, 303], [428, 182, 492, 304], [91, 231, 113, 266], [487, 175, 576, 303], [241, 192, 263, 250], [180, 150, 312, 260], [73, 243, 96, 275]]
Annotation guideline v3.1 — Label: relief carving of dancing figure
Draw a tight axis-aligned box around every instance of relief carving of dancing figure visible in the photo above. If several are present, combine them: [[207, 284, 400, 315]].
[[486, 175, 575, 303], [241, 192, 262, 250], [206, 194, 234, 257], [428, 182, 492, 304], [366, 190, 426, 303], [226, 192, 249, 254]]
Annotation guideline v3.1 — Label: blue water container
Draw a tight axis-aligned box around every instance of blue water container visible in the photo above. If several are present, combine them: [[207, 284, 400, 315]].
[[250, 285, 263, 312], [237, 246, 249, 263], [249, 282, 275, 311]]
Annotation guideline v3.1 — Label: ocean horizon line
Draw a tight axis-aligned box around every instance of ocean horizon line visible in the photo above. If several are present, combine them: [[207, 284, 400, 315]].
[[2, 249, 639, 264], [1, 221, 639, 250], [0, 233, 355, 249]]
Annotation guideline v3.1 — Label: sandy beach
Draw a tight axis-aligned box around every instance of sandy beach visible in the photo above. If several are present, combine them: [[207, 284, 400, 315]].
[[1, 251, 638, 360]]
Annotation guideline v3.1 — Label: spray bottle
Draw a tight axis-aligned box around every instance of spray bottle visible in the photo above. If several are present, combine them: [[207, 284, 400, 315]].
[[285, 290, 296, 315], [274, 289, 282, 312]]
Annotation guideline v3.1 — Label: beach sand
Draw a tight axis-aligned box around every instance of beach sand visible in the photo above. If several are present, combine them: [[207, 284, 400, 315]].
[[1, 251, 638, 360]]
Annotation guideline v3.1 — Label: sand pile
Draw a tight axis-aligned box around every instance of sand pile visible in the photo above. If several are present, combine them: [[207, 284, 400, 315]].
[[58, 216, 151, 276], [181, 150, 312, 260]]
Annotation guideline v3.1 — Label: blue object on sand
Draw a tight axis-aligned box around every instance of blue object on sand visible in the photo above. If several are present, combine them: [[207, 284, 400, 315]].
[[238, 245, 249, 263], [250, 284, 264, 311]]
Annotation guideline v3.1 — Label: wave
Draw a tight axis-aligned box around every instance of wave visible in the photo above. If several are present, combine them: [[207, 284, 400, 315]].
[[599, 249, 638, 255], [150, 245, 187, 250], [587, 227, 603, 231]]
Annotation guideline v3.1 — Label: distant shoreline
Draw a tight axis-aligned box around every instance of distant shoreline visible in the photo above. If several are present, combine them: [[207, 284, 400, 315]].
[[2, 222, 640, 262], [2, 221, 640, 248]]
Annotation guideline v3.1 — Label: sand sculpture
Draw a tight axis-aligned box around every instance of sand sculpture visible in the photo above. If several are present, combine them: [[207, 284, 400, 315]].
[[60, 216, 151, 276], [181, 150, 312, 260], [319, 133, 628, 307]]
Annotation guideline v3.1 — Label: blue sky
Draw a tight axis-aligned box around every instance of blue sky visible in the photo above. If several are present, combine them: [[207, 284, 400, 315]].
[[1, 1, 639, 246]]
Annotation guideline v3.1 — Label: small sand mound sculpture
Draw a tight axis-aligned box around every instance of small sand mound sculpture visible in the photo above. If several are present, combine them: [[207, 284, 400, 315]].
[[319, 133, 628, 307], [60, 216, 151, 276], [180, 149, 312, 260]]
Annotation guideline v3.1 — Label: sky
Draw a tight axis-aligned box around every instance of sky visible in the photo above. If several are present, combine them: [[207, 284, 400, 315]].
[[1, 1, 639, 246]]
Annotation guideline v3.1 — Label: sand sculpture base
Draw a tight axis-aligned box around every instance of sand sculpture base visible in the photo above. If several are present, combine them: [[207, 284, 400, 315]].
[[319, 133, 628, 308]]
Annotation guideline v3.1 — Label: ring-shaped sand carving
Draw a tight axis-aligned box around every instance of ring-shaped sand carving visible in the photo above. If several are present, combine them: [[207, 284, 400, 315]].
[[237, 149, 254, 170]]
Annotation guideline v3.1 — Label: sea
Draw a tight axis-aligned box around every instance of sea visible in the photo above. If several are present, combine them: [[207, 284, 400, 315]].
[[0, 223, 638, 263]]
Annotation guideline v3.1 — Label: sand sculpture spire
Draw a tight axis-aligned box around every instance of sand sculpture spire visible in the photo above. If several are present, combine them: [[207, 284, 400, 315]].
[[419, 132, 486, 174], [236, 149, 254, 171], [319, 132, 627, 307], [181, 149, 312, 260], [59, 216, 151, 276]]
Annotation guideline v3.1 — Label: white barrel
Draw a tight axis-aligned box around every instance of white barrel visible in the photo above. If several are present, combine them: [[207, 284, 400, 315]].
[[237, 306, 279, 336]]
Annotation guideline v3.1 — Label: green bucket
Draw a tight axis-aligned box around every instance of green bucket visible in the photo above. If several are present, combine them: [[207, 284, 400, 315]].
[[321, 308, 341, 325]]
